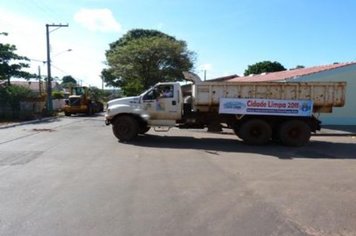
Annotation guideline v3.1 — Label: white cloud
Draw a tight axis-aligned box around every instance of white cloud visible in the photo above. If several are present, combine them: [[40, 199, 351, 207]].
[[74, 8, 122, 32], [0, 8, 110, 88], [0, 9, 45, 59]]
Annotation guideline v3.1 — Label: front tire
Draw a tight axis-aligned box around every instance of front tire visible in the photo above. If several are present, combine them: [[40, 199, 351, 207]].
[[139, 125, 151, 134], [112, 115, 139, 142], [87, 105, 93, 116]]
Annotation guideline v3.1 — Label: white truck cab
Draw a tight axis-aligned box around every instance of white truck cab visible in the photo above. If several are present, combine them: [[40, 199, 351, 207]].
[[105, 82, 183, 129]]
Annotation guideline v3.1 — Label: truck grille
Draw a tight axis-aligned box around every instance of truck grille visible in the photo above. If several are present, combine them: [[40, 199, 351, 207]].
[[69, 97, 81, 106]]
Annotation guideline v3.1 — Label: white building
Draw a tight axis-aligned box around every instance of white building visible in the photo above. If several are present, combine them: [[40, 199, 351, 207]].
[[228, 62, 356, 125]]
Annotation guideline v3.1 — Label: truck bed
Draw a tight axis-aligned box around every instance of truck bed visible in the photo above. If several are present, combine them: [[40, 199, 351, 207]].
[[192, 81, 346, 113]]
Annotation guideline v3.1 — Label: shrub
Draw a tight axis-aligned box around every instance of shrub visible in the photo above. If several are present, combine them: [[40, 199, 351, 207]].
[[0, 85, 35, 109], [52, 90, 64, 99]]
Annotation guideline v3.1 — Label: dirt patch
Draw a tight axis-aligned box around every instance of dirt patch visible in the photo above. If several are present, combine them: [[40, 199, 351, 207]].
[[32, 128, 55, 132]]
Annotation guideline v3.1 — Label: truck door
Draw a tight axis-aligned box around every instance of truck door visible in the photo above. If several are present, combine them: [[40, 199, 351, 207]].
[[142, 84, 181, 120]]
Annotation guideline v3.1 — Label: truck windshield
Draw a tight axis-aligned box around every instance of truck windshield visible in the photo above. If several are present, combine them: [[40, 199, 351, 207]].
[[73, 87, 84, 95], [142, 87, 158, 100]]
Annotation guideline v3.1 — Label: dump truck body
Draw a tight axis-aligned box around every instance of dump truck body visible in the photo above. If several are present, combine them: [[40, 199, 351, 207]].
[[193, 81, 346, 113]]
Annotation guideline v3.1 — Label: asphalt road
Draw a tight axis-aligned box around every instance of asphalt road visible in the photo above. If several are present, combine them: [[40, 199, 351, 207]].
[[0, 115, 356, 236]]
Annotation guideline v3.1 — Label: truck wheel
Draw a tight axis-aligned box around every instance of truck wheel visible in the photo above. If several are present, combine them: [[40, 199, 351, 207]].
[[233, 127, 239, 136], [64, 112, 71, 116], [87, 105, 93, 116], [279, 120, 311, 147], [112, 116, 139, 142], [238, 119, 272, 145], [139, 126, 151, 134], [271, 130, 281, 143]]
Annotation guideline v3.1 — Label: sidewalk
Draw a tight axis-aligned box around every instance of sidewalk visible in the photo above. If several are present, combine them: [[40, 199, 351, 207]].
[[315, 125, 356, 136], [0, 116, 59, 129]]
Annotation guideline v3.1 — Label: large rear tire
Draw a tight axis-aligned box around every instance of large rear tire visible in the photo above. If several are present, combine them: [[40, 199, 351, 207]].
[[279, 120, 311, 147], [238, 119, 272, 145], [112, 115, 139, 142]]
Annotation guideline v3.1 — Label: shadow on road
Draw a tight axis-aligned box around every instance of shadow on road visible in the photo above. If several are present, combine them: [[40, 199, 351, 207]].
[[63, 112, 105, 118], [127, 134, 356, 160]]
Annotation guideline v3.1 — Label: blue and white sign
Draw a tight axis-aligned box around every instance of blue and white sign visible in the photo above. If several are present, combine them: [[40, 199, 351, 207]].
[[219, 98, 313, 117]]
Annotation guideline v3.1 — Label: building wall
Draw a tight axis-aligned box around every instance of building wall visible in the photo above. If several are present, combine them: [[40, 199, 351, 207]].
[[293, 64, 356, 125]]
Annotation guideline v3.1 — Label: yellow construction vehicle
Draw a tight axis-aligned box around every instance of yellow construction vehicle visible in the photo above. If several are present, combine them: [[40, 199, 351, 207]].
[[63, 86, 103, 116]]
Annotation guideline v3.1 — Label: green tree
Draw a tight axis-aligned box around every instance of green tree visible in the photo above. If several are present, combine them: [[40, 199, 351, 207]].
[[61, 75, 77, 88], [87, 87, 100, 101], [52, 90, 64, 99], [103, 29, 195, 96], [0, 32, 34, 84], [244, 61, 286, 76], [291, 65, 305, 70]]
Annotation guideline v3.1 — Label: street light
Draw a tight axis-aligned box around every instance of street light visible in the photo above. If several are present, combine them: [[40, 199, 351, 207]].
[[52, 49, 72, 58]]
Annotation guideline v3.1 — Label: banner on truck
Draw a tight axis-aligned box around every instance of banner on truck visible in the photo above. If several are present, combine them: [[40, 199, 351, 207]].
[[219, 98, 313, 117]]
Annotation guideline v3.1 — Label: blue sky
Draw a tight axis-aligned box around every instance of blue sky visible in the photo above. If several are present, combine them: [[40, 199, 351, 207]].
[[1, 0, 355, 87]]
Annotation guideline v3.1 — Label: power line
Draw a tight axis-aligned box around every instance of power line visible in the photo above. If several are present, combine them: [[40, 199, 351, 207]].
[[51, 64, 69, 74], [31, 0, 62, 23]]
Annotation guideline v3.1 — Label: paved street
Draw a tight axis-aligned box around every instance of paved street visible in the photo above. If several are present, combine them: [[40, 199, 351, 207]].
[[0, 115, 356, 236]]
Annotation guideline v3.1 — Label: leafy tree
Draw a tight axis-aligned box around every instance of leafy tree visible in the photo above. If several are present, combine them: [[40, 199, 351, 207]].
[[244, 61, 286, 76], [103, 29, 195, 96], [61, 75, 77, 88], [108, 29, 176, 49], [0, 32, 34, 84], [52, 90, 64, 99], [291, 65, 305, 70], [88, 86, 106, 102]]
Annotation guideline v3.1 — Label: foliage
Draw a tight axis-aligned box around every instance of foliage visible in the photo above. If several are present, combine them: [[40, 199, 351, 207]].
[[103, 29, 195, 96], [108, 29, 176, 49], [244, 61, 286, 76], [291, 65, 305, 70], [0, 84, 35, 109], [88, 86, 105, 102], [61, 75, 77, 88], [52, 90, 64, 99], [0, 33, 34, 84]]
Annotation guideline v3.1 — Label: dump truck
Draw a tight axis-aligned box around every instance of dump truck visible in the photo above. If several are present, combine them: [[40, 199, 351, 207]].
[[64, 86, 103, 116], [105, 72, 346, 146]]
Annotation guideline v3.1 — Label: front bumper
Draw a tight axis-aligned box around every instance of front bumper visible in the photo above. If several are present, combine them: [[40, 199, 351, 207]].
[[105, 113, 112, 126]]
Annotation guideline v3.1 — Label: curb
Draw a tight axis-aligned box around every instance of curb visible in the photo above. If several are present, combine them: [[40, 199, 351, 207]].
[[0, 116, 59, 129]]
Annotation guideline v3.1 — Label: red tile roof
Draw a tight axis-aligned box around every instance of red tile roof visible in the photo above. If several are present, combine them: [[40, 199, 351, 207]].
[[208, 74, 238, 82], [227, 62, 356, 82], [10, 81, 60, 92]]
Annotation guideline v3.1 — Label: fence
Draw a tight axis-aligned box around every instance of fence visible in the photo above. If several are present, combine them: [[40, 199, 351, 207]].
[[0, 99, 65, 121]]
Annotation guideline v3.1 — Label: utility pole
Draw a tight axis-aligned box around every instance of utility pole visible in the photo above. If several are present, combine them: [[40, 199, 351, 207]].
[[46, 23, 68, 113], [38, 66, 42, 95]]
